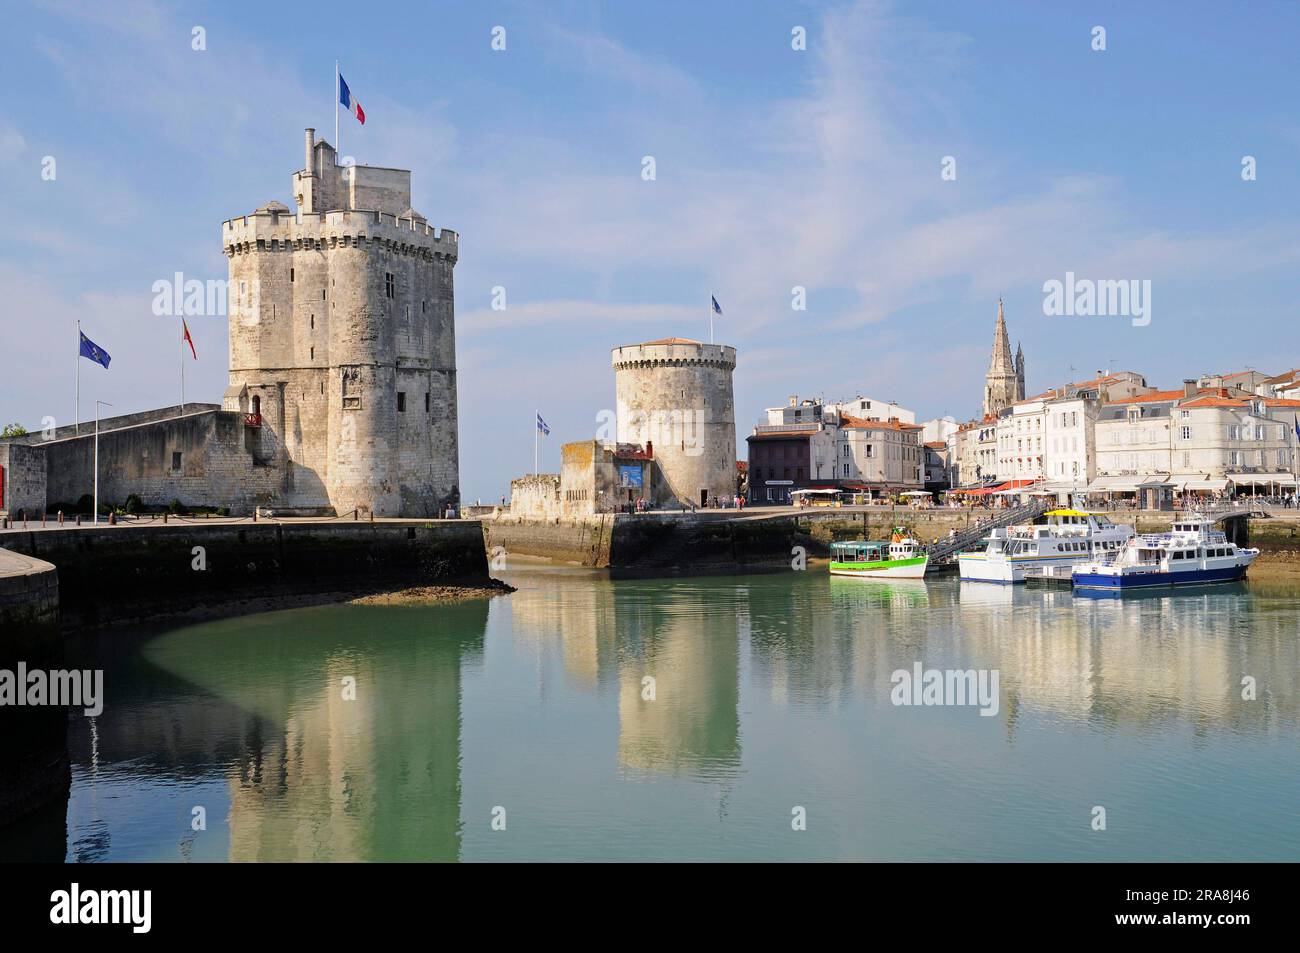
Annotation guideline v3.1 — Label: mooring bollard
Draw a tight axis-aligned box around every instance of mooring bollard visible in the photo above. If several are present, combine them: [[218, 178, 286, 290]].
[[163, 513, 168, 524], [252, 509, 258, 523], [369, 510, 374, 523], [58, 511, 64, 525], [354, 509, 359, 521], [75, 514, 81, 526], [109, 512, 116, 525]]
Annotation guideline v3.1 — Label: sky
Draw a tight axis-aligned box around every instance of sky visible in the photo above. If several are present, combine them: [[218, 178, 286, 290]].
[[2, 0, 1300, 499]]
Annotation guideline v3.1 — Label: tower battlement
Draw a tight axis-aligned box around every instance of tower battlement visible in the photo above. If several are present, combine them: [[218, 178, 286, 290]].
[[223, 210, 458, 261], [612, 339, 737, 372]]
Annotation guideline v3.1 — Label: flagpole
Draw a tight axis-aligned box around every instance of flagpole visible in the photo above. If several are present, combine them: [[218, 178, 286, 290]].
[[709, 293, 714, 345], [180, 319, 185, 417], [75, 319, 81, 436], [335, 60, 340, 166], [534, 409, 538, 476]]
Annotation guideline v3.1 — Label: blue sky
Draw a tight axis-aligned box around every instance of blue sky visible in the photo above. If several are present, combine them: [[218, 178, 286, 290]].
[[3, 0, 1299, 499]]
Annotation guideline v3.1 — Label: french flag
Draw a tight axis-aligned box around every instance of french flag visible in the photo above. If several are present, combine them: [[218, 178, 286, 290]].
[[339, 74, 365, 125]]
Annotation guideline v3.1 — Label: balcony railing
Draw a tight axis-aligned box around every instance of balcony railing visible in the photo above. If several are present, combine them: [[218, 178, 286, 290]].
[[244, 413, 263, 428]]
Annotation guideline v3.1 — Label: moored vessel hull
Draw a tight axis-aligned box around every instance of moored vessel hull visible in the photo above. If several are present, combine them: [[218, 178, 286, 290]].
[[829, 556, 928, 579], [1073, 563, 1252, 590]]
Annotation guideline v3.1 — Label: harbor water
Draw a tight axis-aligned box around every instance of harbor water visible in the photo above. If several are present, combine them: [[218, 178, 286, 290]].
[[7, 564, 1300, 862]]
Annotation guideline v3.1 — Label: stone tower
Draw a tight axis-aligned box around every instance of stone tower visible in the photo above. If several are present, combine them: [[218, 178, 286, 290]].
[[612, 338, 737, 507], [983, 298, 1024, 417], [222, 129, 460, 517]]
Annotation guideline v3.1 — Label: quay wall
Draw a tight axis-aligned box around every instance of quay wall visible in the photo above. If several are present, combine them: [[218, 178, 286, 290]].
[[484, 515, 615, 567], [484, 509, 1300, 575], [1, 520, 489, 631], [483, 513, 814, 576], [0, 548, 70, 831]]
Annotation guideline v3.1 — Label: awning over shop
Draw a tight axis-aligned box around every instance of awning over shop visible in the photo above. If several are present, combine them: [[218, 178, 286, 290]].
[[1229, 473, 1298, 486], [1084, 475, 1143, 493], [1184, 478, 1230, 491]]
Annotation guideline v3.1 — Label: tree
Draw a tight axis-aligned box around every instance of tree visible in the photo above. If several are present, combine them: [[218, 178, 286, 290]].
[[1, 423, 28, 438]]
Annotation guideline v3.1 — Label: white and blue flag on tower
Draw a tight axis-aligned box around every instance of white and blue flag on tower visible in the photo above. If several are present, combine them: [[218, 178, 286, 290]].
[[711, 295, 723, 316], [536, 412, 550, 436]]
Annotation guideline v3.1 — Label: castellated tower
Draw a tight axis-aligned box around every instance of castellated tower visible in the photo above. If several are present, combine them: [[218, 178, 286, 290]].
[[612, 338, 737, 507], [983, 298, 1024, 418], [221, 128, 460, 516]]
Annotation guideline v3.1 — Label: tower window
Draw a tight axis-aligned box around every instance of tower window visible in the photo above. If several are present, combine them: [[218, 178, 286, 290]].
[[290, 268, 295, 282], [310, 346, 314, 360], [171, 452, 182, 471], [425, 392, 430, 412], [322, 289, 326, 300], [397, 392, 406, 413], [385, 272, 395, 299], [310, 314, 314, 329]]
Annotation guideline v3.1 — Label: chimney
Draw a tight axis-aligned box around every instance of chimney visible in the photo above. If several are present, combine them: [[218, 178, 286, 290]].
[[1183, 378, 1196, 398], [304, 128, 315, 175], [645, 440, 653, 457]]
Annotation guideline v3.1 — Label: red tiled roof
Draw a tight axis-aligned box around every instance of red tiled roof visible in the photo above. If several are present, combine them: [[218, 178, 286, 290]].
[[641, 336, 701, 346], [923, 441, 947, 449], [840, 414, 923, 431], [1262, 368, 1300, 385]]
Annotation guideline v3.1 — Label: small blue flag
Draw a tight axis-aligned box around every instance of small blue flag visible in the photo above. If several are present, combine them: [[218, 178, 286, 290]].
[[1294, 413, 1299, 441], [711, 295, 723, 316], [79, 331, 111, 370], [536, 413, 550, 436]]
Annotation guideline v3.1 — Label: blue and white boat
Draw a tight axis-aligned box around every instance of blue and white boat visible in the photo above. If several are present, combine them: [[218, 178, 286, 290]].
[[1071, 516, 1258, 591]]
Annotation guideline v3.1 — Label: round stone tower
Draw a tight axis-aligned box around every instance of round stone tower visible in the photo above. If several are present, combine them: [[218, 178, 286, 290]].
[[611, 338, 737, 507], [223, 129, 460, 517]]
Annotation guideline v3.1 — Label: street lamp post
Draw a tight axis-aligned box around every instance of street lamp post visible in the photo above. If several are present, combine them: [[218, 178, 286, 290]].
[[94, 400, 113, 524]]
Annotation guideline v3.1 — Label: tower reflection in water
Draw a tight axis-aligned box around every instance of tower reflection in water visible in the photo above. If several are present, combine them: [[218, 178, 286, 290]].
[[65, 600, 488, 862]]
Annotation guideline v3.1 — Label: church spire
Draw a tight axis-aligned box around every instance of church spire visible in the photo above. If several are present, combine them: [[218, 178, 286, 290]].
[[983, 297, 1020, 417]]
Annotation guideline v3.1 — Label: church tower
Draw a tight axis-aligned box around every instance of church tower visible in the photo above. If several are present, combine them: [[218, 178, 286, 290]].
[[983, 298, 1023, 417]]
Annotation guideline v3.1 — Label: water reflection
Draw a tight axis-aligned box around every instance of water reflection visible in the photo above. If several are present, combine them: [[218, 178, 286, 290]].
[[10, 567, 1299, 862], [63, 601, 488, 862]]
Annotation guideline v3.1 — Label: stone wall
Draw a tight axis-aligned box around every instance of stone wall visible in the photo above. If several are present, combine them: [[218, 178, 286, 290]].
[[2, 519, 489, 631], [510, 474, 562, 520], [483, 514, 615, 567], [0, 442, 47, 516], [37, 410, 286, 515]]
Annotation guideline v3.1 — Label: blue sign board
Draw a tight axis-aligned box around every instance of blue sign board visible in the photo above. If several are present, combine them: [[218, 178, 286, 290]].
[[618, 465, 643, 489]]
